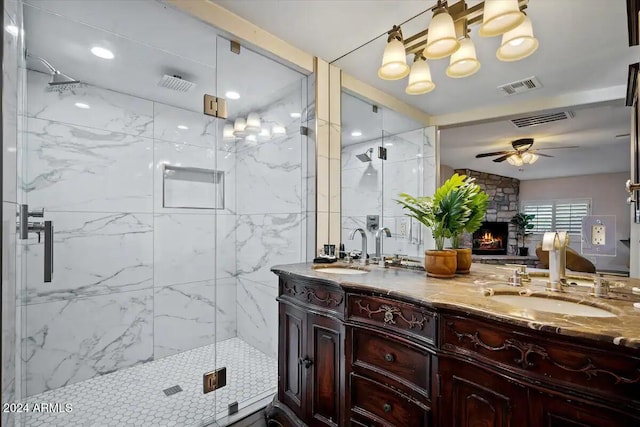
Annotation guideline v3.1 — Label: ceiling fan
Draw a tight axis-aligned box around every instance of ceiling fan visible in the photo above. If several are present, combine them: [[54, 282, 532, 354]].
[[475, 138, 578, 165]]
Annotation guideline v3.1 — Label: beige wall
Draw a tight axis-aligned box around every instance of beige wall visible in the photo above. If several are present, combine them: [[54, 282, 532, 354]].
[[520, 172, 631, 272], [440, 164, 455, 185]]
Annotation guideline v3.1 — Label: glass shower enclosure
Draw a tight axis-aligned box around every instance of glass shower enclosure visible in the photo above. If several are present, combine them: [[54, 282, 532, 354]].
[[2, 1, 311, 426]]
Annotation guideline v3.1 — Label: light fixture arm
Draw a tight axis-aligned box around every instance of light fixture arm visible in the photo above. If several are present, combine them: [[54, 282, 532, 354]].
[[386, 25, 404, 43]]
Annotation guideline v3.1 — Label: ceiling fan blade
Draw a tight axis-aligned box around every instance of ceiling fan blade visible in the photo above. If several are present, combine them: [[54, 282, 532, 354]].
[[475, 151, 513, 158], [533, 145, 579, 151], [493, 154, 513, 163], [535, 153, 554, 158]]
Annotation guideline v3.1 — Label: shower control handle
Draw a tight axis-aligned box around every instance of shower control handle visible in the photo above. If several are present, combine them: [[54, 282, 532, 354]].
[[299, 357, 313, 369], [44, 221, 54, 283]]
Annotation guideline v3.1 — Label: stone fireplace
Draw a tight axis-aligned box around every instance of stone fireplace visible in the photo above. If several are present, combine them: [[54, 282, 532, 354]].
[[455, 169, 520, 255]]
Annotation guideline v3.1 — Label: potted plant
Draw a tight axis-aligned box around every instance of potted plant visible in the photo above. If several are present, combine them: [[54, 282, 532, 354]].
[[449, 177, 489, 274], [510, 213, 535, 256], [396, 173, 471, 278]]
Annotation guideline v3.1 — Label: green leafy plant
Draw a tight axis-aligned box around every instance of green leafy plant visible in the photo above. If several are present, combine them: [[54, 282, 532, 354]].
[[396, 173, 472, 251], [449, 177, 490, 249], [510, 212, 536, 250]]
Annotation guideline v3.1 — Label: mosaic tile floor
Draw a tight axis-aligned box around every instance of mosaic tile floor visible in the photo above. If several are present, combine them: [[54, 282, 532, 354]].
[[17, 338, 277, 427]]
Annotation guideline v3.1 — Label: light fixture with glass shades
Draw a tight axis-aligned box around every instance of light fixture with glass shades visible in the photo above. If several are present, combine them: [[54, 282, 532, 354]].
[[224, 112, 288, 142], [378, 0, 537, 95], [506, 152, 538, 166]]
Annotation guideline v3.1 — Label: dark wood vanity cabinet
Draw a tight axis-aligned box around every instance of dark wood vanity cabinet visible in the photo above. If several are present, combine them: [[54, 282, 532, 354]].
[[267, 272, 640, 427]]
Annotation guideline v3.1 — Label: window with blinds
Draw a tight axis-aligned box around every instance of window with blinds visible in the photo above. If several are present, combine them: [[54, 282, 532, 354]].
[[522, 199, 591, 234]]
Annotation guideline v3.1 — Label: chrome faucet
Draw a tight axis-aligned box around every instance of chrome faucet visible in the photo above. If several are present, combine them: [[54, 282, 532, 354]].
[[349, 228, 368, 265], [591, 273, 610, 298], [542, 231, 569, 292], [374, 227, 391, 260]]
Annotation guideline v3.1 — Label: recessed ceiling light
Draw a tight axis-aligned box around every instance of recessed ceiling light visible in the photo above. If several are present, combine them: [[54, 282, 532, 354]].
[[74, 102, 90, 109], [91, 46, 114, 59], [290, 112, 301, 118], [177, 125, 189, 130], [351, 130, 362, 137], [225, 91, 240, 100], [5, 25, 18, 37]]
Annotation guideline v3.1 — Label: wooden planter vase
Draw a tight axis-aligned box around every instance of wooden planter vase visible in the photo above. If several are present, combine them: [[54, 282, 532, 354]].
[[454, 248, 472, 274], [425, 250, 457, 278]]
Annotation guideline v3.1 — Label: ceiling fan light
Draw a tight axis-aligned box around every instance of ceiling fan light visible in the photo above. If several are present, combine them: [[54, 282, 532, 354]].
[[446, 37, 481, 78], [479, 0, 525, 37], [512, 155, 524, 166], [223, 124, 235, 140], [528, 153, 539, 164], [496, 16, 539, 62], [506, 156, 517, 165], [406, 56, 435, 95], [233, 117, 246, 137], [521, 152, 533, 163], [378, 38, 410, 80], [423, 8, 460, 59]]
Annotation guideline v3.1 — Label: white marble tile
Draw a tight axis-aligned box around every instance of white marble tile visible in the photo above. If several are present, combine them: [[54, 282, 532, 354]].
[[153, 213, 215, 287], [153, 102, 218, 148], [216, 277, 238, 342], [216, 213, 237, 279], [2, 202, 17, 424], [342, 138, 383, 170], [423, 154, 437, 197], [382, 129, 423, 163], [23, 212, 153, 304], [154, 140, 236, 215], [236, 213, 303, 284], [236, 133, 302, 215], [27, 71, 153, 138], [25, 117, 154, 213], [341, 163, 382, 217], [24, 289, 153, 396], [3, 9, 19, 204], [236, 278, 278, 358], [383, 158, 422, 217]]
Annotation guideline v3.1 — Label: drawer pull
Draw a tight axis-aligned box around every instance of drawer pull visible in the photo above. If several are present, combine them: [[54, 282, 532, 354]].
[[384, 353, 395, 363], [383, 403, 392, 413], [299, 357, 313, 369]]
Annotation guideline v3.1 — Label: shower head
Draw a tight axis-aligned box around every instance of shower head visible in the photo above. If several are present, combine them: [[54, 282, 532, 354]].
[[356, 148, 374, 162], [28, 53, 82, 91]]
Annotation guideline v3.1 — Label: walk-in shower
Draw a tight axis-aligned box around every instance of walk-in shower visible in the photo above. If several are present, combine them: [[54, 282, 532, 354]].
[[27, 52, 81, 91]]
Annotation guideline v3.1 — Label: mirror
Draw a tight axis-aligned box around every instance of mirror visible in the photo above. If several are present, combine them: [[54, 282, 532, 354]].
[[340, 90, 436, 260]]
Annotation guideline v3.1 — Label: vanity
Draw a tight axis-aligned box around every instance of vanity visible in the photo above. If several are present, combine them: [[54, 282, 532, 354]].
[[265, 263, 640, 427]]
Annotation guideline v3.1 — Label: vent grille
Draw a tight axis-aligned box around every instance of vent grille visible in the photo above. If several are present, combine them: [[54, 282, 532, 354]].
[[163, 385, 183, 396], [158, 74, 196, 92], [510, 111, 573, 128], [498, 76, 542, 96]]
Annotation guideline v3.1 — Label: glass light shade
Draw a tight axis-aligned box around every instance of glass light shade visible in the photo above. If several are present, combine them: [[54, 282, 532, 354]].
[[496, 16, 539, 61], [521, 152, 533, 163], [446, 38, 481, 78], [479, 0, 525, 37], [423, 10, 460, 59], [405, 57, 435, 95], [508, 155, 524, 166], [233, 118, 246, 136], [272, 124, 286, 136], [258, 127, 271, 139], [378, 38, 410, 80], [528, 153, 539, 164], [245, 112, 261, 134], [245, 134, 257, 143], [223, 124, 235, 140]]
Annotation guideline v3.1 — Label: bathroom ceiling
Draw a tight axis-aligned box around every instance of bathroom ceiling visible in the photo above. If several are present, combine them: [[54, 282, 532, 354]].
[[23, 0, 306, 116]]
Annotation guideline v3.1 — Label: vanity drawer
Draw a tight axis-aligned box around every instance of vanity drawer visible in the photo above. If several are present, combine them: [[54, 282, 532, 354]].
[[442, 314, 640, 403], [278, 276, 344, 315], [347, 294, 437, 345], [351, 373, 431, 427], [351, 328, 430, 398]]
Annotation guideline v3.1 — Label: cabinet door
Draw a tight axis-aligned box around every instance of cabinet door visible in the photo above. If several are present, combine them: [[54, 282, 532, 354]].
[[439, 358, 528, 427], [529, 390, 640, 427], [279, 303, 307, 421], [307, 313, 343, 427]]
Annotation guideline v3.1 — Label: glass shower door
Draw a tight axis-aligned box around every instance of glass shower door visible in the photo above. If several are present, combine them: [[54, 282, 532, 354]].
[[14, 1, 222, 425]]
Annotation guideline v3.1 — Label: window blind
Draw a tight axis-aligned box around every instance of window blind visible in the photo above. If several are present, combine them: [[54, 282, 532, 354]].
[[521, 199, 591, 234]]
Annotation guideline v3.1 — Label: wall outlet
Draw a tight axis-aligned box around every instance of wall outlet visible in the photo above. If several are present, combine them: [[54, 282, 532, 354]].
[[591, 224, 606, 245], [397, 218, 408, 238]]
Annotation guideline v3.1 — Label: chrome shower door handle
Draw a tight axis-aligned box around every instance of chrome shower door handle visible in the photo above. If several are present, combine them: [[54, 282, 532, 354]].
[[44, 220, 53, 283]]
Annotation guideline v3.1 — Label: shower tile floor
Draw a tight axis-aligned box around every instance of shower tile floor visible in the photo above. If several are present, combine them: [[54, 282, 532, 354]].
[[17, 338, 277, 427]]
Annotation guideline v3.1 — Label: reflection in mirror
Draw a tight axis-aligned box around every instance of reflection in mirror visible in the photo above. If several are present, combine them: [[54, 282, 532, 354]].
[[341, 91, 436, 260]]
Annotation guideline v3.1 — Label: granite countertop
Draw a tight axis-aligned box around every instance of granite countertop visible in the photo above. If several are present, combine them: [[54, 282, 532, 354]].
[[272, 262, 640, 350]]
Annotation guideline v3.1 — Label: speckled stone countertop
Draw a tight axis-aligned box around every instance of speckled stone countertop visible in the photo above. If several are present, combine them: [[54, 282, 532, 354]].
[[272, 262, 640, 350]]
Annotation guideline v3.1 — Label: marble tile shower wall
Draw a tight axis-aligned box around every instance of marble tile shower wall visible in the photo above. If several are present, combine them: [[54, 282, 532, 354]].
[[20, 71, 236, 396], [235, 80, 307, 359], [342, 128, 436, 259]]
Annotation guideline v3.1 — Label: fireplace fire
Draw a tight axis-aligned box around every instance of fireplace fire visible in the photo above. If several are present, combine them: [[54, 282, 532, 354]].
[[472, 222, 509, 255]]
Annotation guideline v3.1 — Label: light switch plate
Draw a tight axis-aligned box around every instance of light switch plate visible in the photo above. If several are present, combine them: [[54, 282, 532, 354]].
[[581, 215, 616, 257]]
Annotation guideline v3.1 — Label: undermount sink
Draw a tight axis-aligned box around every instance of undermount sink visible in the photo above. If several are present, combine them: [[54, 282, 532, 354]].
[[488, 294, 616, 318], [315, 267, 369, 275]]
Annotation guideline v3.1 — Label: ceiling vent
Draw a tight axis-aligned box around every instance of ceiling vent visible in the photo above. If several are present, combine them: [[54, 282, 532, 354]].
[[497, 76, 542, 96], [510, 111, 574, 128], [158, 74, 196, 92]]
